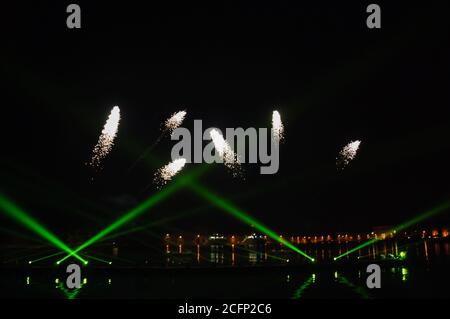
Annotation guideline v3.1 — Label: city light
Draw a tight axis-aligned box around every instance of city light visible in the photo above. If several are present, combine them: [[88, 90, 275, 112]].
[[333, 201, 450, 261], [188, 182, 315, 262]]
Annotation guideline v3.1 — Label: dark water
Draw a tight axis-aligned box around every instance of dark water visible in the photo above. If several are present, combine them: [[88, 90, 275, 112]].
[[1, 239, 449, 299]]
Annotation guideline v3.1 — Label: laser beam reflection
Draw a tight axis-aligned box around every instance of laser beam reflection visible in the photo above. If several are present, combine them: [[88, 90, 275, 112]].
[[57, 166, 208, 264], [89, 106, 121, 170]]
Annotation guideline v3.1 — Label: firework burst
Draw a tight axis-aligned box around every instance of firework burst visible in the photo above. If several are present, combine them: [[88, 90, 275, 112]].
[[127, 110, 187, 173], [89, 106, 121, 169], [210, 129, 242, 177], [154, 158, 187, 187], [337, 140, 361, 169], [272, 110, 284, 143], [165, 110, 187, 132]]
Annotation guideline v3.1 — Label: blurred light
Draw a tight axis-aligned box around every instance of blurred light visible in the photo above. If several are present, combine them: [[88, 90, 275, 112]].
[[401, 268, 409, 282]]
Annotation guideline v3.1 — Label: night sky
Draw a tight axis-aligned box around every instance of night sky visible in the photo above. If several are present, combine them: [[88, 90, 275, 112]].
[[1, 1, 449, 240]]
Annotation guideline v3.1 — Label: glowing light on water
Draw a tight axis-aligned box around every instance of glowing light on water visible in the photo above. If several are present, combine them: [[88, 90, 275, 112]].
[[89, 106, 121, 169], [272, 110, 284, 143], [210, 129, 242, 177], [337, 140, 361, 169], [154, 158, 187, 187]]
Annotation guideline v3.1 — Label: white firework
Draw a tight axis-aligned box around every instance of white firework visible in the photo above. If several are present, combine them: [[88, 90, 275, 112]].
[[272, 110, 284, 143], [337, 140, 361, 169], [90, 106, 121, 169], [210, 129, 242, 176], [165, 110, 187, 132], [155, 158, 187, 187]]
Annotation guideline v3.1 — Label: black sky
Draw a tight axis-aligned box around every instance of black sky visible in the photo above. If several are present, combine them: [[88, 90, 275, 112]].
[[1, 1, 449, 239]]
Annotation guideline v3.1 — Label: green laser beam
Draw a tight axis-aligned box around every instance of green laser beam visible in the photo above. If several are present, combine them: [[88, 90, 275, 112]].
[[100, 203, 210, 242], [188, 182, 315, 262], [0, 225, 47, 244], [29, 251, 65, 264], [80, 253, 111, 265], [334, 201, 450, 261], [88, 248, 135, 264], [4, 248, 55, 264], [57, 166, 207, 264], [0, 193, 87, 264]]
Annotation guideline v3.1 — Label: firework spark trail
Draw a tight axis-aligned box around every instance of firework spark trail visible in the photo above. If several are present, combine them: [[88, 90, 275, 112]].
[[272, 110, 284, 143], [127, 110, 187, 173], [165, 110, 187, 133], [210, 129, 242, 177], [89, 106, 121, 169], [337, 140, 361, 169], [154, 158, 187, 188]]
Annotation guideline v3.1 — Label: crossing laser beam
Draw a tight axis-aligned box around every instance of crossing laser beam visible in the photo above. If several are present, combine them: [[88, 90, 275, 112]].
[[188, 182, 315, 262], [57, 166, 207, 264], [0, 193, 87, 264]]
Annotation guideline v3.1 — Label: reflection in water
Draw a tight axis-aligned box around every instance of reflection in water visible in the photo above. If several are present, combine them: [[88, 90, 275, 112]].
[[434, 243, 440, 256], [424, 241, 429, 261], [231, 244, 235, 266], [159, 239, 449, 266], [15, 261, 450, 299], [196, 245, 200, 264], [210, 245, 224, 264], [57, 281, 84, 299], [401, 267, 409, 282], [291, 273, 315, 299], [336, 273, 372, 299]]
